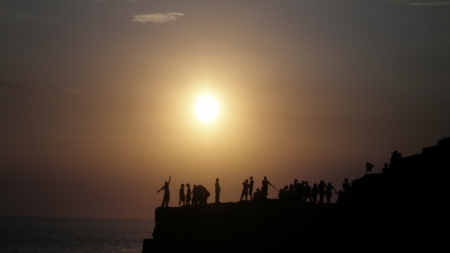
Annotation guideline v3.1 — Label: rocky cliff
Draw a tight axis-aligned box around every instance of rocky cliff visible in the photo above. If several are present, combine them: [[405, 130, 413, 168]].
[[143, 137, 448, 252]]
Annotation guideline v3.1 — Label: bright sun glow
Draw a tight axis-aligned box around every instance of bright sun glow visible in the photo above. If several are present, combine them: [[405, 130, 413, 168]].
[[195, 94, 220, 123]]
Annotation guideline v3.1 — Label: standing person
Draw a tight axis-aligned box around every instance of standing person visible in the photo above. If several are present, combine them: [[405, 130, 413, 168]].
[[342, 178, 350, 195], [215, 178, 221, 203], [304, 181, 312, 203], [157, 176, 171, 207], [240, 179, 250, 201], [248, 176, 254, 200], [298, 181, 306, 203], [261, 176, 274, 199], [318, 180, 326, 205], [179, 184, 185, 207], [311, 183, 318, 205], [325, 182, 337, 204], [192, 185, 199, 206], [186, 183, 192, 205]]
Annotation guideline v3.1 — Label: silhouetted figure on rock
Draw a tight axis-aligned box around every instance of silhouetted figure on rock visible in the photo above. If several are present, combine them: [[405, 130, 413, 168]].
[[198, 185, 210, 205], [342, 178, 350, 195], [298, 181, 306, 203], [179, 184, 185, 207], [325, 182, 337, 203], [336, 190, 343, 204], [293, 179, 299, 201], [157, 176, 171, 207], [311, 183, 318, 205], [192, 185, 199, 206], [215, 178, 221, 203], [240, 179, 250, 201], [287, 184, 295, 202], [253, 188, 263, 201], [318, 180, 326, 204], [186, 183, 192, 205], [279, 185, 288, 202], [389, 150, 402, 169], [261, 176, 274, 198], [382, 163, 389, 173], [249, 176, 254, 200], [304, 181, 312, 203]]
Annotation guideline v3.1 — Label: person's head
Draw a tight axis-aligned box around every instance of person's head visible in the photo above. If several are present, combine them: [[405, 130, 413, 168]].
[[344, 178, 348, 182], [165, 181, 168, 185], [295, 179, 298, 182], [250, 176, 253, 179], [181, 184, 184, 187], [187, 183, 190, 187], [305, 181, 309, 186], [314, 183, 317, 187], [216, 178, 219, 182], [245, 179, 248, 182], [264, 176, 267, 180]]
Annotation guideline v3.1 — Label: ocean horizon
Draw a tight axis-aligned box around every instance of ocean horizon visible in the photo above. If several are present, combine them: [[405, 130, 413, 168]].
[[0, 216, 154, 253]]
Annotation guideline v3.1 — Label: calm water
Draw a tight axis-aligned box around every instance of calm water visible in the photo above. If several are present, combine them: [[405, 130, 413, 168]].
[[0, 217, 154, 253]]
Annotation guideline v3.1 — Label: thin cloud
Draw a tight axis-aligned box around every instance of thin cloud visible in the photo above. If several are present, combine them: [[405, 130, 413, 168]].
[[131, 12, 184, 23]]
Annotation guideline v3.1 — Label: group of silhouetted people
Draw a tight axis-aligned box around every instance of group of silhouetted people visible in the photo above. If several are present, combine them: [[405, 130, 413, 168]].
[[156, 149, 408, 207], [157, 176, 351, 207], [157, 177, 212, 207]]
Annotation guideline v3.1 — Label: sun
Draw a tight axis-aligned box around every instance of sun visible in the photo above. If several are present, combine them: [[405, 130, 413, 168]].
[[195, 94, 220, 123]]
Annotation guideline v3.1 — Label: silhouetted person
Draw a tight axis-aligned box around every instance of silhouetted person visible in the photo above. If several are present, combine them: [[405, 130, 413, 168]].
[[336, 190, 343, 204], [311, 183, 318, 205], [325, 182, 337, 204], [279, 185, 288, 202], [304, 181, 312, 203], [389, 150, 402, 168], [261, 176, 274, 198], [192, 185, 199, 205], [342, 178, 350, 195], [240, 179, 250, 201], [186, 183, 192, 205], [298, 181, 306, 203], [157, 176, 171, 207], [318, 180, 326, 205], [179, 184, 185, 207], [249, 176, 254, 200], [287, 184, 295, 202], [198, 185, 210, 205], [294, 180, 301, 202], [382, 163, 389, 173], [253, 188, 262, 201], [215, 178, 221, 203]]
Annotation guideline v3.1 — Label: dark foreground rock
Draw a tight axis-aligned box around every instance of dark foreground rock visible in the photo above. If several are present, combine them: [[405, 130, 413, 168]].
[[143, 137, 448, 252]]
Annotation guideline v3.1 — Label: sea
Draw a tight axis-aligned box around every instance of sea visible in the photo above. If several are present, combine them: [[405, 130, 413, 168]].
[[0, 217, 155, 253]]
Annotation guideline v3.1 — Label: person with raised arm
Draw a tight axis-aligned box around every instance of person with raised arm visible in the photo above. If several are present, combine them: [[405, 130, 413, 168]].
[[157, 176, 171, 207]]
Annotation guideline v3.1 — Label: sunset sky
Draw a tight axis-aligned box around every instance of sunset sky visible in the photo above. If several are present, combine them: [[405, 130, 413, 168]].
[[1, 0, 449, 219]]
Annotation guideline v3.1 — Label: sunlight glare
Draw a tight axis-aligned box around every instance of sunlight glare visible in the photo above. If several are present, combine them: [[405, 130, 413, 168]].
[[195, 94, 220, 123]]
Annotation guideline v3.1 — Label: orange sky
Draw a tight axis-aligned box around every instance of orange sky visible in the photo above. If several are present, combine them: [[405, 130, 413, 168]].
[[1, 0, 450, 219]]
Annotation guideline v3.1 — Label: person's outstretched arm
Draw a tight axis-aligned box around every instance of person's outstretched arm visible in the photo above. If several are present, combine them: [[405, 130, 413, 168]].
[[168, 176, 171, 185]]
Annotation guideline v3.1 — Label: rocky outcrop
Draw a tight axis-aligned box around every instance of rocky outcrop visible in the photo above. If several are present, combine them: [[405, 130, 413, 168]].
[[143, 137, 448, 252]]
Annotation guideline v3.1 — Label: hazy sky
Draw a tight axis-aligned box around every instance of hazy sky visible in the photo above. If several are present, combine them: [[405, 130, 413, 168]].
[[1, 0, 449, 219]]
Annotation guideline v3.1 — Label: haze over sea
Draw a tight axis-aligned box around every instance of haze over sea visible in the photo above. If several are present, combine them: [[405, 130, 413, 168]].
[[0, 217, 154, 253]]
